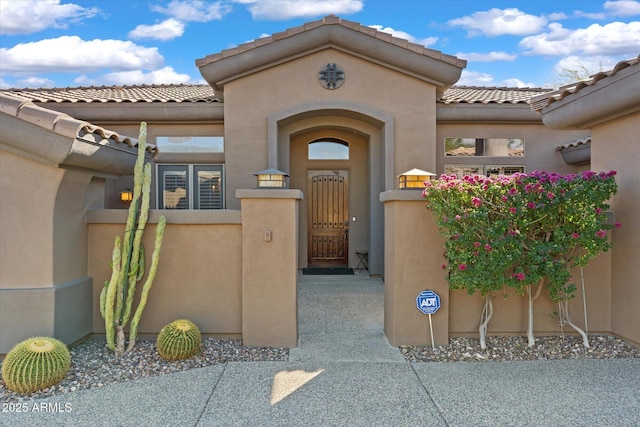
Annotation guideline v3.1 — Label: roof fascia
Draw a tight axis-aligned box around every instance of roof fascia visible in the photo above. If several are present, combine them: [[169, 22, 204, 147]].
[[539, 64, 640, 129], [1, 114, 144, 175], [197, 24, 465, 98], [437, 103, 542, 123], [30, 102, 225, 124]]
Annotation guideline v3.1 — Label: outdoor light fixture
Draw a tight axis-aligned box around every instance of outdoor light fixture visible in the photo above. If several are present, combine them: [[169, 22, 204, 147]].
[[398, 168, 436, 189], [120, 189, 134, 202], [255, 168, 289, 188]]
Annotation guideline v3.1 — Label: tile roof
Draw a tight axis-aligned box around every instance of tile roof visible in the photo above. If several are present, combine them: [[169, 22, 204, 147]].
[[3, 84, 550, 105], [0, 84, 218, 103], [530, 55, 640, 111], [0, 92, 156, 156], [557, 136, 591, 151], [440, 86, 552, 104], [196, 14, 464, 69]]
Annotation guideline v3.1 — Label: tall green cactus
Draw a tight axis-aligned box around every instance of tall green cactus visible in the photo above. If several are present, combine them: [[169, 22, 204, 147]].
[[100, 122, 166, 355]]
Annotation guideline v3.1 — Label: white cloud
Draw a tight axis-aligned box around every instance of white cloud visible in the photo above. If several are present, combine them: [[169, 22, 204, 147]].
[[546, 12, 568, 21], [455, 51, 517, 62], [573, 10, 606, 20], [501, 78, 537, 88], [368, 25, 437, 47], [102, 67, 193, 85], [0, 79, 11, 89], [554, 55, 621, 76], [15, 77, 55, 88], [448, 8, 547, 37], [234, 0, 363, 21], [0, 36, 164, 74], [520, 21, 640, 56], [456, 70, 535, 88], [151, 0, 231, 22], [0, 0, 99, 35], [456, 70, 496, 86], [129, 18, 185, 41], [604, 0, 640, 17]]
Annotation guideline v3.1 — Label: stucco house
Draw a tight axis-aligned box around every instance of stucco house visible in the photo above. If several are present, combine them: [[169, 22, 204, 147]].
[[1, 15, 638, 354]]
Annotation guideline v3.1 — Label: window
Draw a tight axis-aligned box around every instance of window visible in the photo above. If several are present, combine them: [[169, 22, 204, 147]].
[[157, 165, 224, 209], [445, 138, 524, 157], [444, 165, 524, 178], [156, 136, 223, 153], [308, 139, 349, 160]]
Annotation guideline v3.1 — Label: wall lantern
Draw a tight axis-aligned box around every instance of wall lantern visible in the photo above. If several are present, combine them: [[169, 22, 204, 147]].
[[254, 168, 289, 189], [398, 168, 436, 189], [120, 189, 134, 202]]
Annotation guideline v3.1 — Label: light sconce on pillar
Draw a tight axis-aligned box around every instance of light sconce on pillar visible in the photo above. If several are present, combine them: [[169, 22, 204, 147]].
[[120, 189, 134, 202], [398, 168, 436, 189], [254, 168, 289, 189]]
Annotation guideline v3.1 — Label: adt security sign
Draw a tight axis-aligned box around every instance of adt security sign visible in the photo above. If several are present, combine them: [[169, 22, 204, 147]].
[[416, 290, 441, 315]]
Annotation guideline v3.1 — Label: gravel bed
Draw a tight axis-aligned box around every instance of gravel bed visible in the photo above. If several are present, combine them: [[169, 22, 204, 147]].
[[1, 336, 288, 403], [402, 335, 640, 363], [2, 335, 638, 402]]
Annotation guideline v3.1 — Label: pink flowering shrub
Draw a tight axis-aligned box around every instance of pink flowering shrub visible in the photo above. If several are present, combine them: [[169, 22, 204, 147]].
[[423, 170, 618, 301]]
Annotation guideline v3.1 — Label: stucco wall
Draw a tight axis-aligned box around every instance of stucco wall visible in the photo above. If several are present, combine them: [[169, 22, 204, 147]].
[[382, 192, 613, 346], [223, 48, 437, 210], [0, 150, 61, 288], [0, 149, 97, 353], [591, 112, 640, 345], [87, 210, 243, 337]]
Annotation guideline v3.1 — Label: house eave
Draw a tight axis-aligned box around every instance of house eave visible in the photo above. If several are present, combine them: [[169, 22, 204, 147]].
[[197, 24, 465, 99], [436, 103, 542, 123], [538, 65, 640, 129], [29, 102, 225, 124]]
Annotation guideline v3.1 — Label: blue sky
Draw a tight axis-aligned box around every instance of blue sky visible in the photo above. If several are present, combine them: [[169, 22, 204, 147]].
[[1, 0, 639, 89]]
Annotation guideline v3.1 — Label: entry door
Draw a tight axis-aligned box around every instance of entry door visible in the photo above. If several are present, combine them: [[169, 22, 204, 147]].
[[308, 171, 349, 266]]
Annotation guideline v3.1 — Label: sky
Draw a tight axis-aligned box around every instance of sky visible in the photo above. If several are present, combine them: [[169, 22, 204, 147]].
[[1, 0, 639, 90]]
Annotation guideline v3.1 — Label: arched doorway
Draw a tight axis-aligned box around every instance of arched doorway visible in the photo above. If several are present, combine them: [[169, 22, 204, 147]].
[[290, 128, 369, 269], [268, 100, 395, 275]]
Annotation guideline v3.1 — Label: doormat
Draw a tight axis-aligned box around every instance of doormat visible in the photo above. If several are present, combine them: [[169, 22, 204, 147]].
[[302, 267, 354, 275]]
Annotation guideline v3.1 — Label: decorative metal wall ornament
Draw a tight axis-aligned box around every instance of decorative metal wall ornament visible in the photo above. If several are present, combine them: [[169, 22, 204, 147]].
[[319, 63, 345, 89]]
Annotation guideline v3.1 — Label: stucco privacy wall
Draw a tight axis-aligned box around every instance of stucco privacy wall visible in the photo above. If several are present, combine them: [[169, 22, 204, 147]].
[[591, 112, 640, 345], [87, 210, 243, 338], [382, 191, 613, 347]]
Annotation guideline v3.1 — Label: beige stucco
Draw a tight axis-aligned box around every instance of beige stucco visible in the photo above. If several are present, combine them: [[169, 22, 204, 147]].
[[381, 191, 449, 346], [237, 190, 302, 347], [591, 112, 640, 345], [382, 191, 613, 345], [87, 210, 243, 337]]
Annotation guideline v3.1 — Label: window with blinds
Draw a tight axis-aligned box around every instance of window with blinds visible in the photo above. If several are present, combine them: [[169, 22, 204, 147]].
[[444, 165, 524, 178], [157, 165, 224, 209]]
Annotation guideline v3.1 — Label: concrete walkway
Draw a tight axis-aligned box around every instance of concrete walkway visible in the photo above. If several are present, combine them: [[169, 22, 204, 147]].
[[3, 272, 639, 426]]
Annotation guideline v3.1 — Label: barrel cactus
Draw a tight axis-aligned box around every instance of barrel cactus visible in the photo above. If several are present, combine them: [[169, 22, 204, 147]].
[[156, 319, 201, 361], [1, 337, 71, 394]]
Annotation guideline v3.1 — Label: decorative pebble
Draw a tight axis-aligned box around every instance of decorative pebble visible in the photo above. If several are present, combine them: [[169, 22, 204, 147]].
[[1, 337, 288, 403], [402, 335, 640, 363]]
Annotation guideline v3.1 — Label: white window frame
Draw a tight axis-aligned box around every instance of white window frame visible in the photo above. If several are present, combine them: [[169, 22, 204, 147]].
[[156, 164, 224, 210]]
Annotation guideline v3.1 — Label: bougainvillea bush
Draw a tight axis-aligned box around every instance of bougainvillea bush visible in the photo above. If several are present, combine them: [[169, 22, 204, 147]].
[[423, 170, 618, 348]]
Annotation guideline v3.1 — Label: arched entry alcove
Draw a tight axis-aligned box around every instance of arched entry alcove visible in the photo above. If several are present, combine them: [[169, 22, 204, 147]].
[[267, 100, 395, 276]]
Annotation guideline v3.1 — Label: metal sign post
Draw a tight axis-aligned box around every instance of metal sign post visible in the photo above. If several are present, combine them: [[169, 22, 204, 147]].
[[416, 290, 441, 349]]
